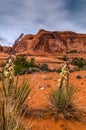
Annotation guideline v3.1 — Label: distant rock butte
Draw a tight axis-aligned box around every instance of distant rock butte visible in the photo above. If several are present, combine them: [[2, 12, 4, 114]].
[[2, 29, 86, 55]]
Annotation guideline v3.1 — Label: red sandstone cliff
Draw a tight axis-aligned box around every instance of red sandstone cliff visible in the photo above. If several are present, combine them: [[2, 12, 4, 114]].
[[12, 29, 86, 54], [0, 45, 12, 53]]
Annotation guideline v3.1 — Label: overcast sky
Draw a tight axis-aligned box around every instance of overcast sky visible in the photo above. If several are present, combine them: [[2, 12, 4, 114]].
[[0, 0, 86, 46]]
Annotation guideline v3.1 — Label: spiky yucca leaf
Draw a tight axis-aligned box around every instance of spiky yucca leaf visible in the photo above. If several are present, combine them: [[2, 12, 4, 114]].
[[0, 78, 32, 130], [14, 80, 31, 112], [0, 56, 32, 130], [47, 85, 86, 120], [0, 63, 31, 130]]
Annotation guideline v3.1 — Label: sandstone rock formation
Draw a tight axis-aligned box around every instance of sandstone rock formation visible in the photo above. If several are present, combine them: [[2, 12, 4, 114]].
[[12, 29, 86, 54], [0, 44, 12, 53]]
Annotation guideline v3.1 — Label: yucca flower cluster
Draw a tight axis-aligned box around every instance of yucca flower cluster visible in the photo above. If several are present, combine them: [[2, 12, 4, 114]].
[[0, 55, 32, 130], [58, 61, 70, 89], [4, 56, 14, 81]]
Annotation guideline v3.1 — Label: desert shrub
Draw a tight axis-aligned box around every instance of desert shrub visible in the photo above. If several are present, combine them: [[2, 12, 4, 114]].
[[20, 67, 40, 75], [68, 50, 77, 53], [71, 57, 86, 68], [61, 56, 67, 61], [47, 63, 86, 120], [0, 56, 32, 130], [14, 56, 29, 75], [80, 65, 86, 71], [14, 56, 38, 75], [47, 86, 79, 120], [28, 58, 37, 68], [39, 63, 49, 71]]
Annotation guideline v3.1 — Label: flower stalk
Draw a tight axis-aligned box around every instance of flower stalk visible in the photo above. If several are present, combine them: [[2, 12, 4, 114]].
[[0, 55, 31, 130], [58, 61, 70, 90]]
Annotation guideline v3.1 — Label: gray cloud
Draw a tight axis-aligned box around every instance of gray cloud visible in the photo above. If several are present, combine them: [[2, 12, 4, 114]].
[[0, 0, 86, 46], [0, 36, 11, 46]]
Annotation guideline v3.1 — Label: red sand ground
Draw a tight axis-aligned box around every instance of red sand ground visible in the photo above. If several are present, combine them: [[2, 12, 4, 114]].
[[18, 71, 86, 130], [0, 52, 86, 130]]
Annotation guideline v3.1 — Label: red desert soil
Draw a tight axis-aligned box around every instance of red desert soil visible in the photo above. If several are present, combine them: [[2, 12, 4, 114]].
[[0, 48, 86, 130], [0, 51, 86, 129], [18, 71, 86, 130]]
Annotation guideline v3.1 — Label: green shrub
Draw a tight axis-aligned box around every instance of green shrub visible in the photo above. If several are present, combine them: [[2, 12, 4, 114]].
[[71, 58, 86, 68], [14, 56, 38, 75], [14, 56, 29, 75], [28, 58, 37, 68]]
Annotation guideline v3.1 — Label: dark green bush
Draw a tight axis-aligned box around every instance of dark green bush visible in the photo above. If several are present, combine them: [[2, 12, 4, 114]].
[[14, 56, 29, 75], [14, 56, 38, 75], [28, 58, 38, 68], [71, 58, 86, 68]]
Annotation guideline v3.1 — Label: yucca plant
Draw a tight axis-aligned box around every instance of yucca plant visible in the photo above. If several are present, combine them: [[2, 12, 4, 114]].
[[0, 56, 32, 130], [47, 61, 86, 120], [47, 85, 78, 119]]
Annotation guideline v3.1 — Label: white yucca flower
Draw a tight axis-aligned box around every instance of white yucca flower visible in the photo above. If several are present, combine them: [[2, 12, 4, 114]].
[[58, 61, 70, 89], [4, 56, 14, 80]]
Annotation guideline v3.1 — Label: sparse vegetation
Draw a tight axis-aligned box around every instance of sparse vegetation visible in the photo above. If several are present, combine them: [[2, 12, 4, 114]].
[[71, 57, 86, 68], [47, 63, 86, 120], [68, 50, 77, 53], [61, 56, 67, 61], [28, 58, 37, 68], [14, 56, 29, 75], [14, 56, 51, 75], [0, 56, 32, 130], [47, 85, 80, 120], [0, 53, 86, 130], [14, 56, 38, 75], [39, 63, 49, 71]]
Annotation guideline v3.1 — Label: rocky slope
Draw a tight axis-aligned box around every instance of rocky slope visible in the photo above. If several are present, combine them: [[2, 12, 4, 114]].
[[12, 29, 86, 54], [0, 45, 12, 53]]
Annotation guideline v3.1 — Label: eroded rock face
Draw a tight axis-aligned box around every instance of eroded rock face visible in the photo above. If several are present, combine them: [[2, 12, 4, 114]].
[[3, 46, 12, 53], [0, 45, 12, 53], [12, 29, 86, 54]]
